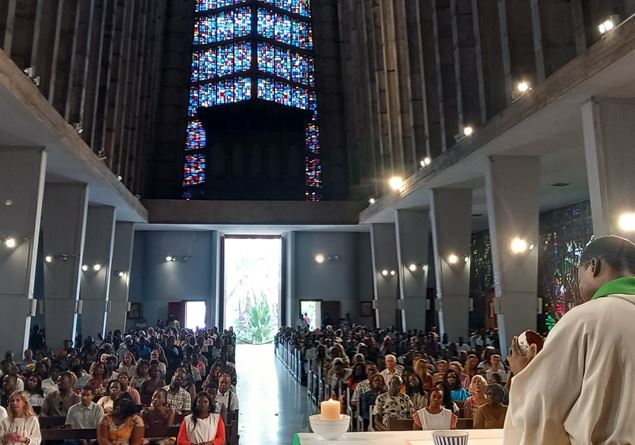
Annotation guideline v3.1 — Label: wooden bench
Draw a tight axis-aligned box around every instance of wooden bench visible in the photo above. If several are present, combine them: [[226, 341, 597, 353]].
[[41, 426, 181, 441], [456, 417, 474, 429]]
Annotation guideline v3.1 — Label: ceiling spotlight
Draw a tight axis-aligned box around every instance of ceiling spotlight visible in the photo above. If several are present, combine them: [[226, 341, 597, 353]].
[[420, 157, 431, 168], [93, 264, 102, 271], [448, 254, 459, 265], [618, 212, 635, 232], [510, 237, 529, 254], [422, 264, 429, 272], [117, 271, 125, 278], [82, 265, 89, 272], [381, 269, 389, 277], [314, 254, 325, 264], [165, 256, 174, 262], [388, 176, 404, 191], [45, 255, 53, 263], [390, 270, 396, 276], [369, 198, 376, 205], [4, 237, 16, 248], [516, 81, 530, 94], [463, 126, 474, 137], [598, 18, 615, 34], [117, 175, 123, 181], [408, 263, 417, 272]]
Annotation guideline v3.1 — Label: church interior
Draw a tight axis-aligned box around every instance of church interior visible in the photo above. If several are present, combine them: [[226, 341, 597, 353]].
[[1, 0, 635, 444]]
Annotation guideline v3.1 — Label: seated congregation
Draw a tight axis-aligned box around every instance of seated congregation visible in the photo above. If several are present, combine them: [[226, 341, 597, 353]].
[[276, 325, 510, 432], [0, 326, 239, 445]]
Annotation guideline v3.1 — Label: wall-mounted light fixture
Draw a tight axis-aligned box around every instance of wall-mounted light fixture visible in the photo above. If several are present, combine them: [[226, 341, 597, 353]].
[[45, 253, 75, 263], [408, 263, 417, 272], [164, 255, 190, 263], [420, 157, 431, 168], [388, 176, 404, 191], [93, 264, 102, 271], [3, 237, 16, 248], [598, 15, 619, 34], [116, 270, 126, 278], [315, 254, 341, 264], [381, 269, 389, 277], [368, 197, 376, 205], [618, 212, 635, 232], [448, 254, 459, 265]]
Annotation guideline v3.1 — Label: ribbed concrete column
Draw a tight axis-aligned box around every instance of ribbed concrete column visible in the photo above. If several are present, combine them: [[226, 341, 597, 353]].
[[0, 147, 46, 354], [485, 156, 540, 357], [105, 222, 135, 334], [42, 183, 88, 348], [582, 98, 635, 241], [370, 223, 399, 328], [395, 209, 430, 331], [80, 206, 116, 339], [431, 189, 472, 341]]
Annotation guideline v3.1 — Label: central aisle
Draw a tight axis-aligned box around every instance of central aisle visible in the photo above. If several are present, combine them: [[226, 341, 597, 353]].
[[236, 343, 314, 445]]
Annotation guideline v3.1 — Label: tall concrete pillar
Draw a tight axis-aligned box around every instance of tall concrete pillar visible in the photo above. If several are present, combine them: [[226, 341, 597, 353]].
[[431, 189, 472, 341], [582, 98, 635, 241], [80, 206, 116, 339], [105, 223, 135, 334], [42, 184, 89, 348], [0, 147, 46, 354], [370, 223, 399, 328], [395, 209, 430, 331], [485, 156, 540, 357]]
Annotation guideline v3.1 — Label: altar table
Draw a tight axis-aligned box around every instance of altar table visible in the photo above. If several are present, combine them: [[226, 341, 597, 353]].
[[293, 429, 503, 445]]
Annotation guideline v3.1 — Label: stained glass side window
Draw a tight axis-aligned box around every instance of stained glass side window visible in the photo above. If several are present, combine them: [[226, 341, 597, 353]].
[[184, 154, 207, 185], [193, 8, 252, 46], [258, 0, 311, 17], [186, 120, 207, 151], [189, 78, 252, 117], [257, 9, 313, 49]]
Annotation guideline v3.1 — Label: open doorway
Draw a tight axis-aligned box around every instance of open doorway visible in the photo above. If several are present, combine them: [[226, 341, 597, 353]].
[[300, 300, 321, 330], [185, 301, 206, 330], [224, 236, 281, 344]]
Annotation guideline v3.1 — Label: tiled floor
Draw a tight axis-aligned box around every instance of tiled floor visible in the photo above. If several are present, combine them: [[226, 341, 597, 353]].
[[236, 343, 315, 445]]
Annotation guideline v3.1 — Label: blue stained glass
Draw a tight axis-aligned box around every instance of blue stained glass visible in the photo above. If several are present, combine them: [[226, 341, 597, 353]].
[[258, 0, 311, 17], [257, 43, 314, 86], [257, 9, 313, 49], [193, 8, 252, 46], [191, 43, 251, 83], [196, 0, 247, 13], [305, 121, 319, 155], [189, 78, 252, 116], [184, 154, 207, 185], [186, 120, 207, 150], [257, 78, 309, 109]]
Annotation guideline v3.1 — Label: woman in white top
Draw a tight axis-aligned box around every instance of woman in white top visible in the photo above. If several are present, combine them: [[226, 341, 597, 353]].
[[0, 391, 41, 445], [97, 380, 124, 415], [413, 388, 457, 431], [177, 393, 225, 445], [118, 353, 137, 379]]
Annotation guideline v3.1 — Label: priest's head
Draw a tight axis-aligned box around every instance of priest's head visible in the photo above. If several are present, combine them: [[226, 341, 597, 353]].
[[578, 235, 635, 302]]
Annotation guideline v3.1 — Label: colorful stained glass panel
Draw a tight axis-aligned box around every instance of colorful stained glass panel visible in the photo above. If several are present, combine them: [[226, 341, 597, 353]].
[[257, 43, 314, 86], [196, 0, 247, 13], [257, 9, 313, 49], [193, 8, 252, 46], [184, 154, 207, 185], [191, 43, 252, 83], [186, 120, 207, 150], [258, 0, 311, 17]]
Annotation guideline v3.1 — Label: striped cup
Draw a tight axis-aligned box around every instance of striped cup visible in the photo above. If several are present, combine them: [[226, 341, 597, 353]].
[[431, 430, 469, 445]]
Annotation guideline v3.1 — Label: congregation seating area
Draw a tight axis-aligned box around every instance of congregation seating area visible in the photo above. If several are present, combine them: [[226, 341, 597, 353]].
[[275, 325, 506, 433], [0, 325, 240, 445]]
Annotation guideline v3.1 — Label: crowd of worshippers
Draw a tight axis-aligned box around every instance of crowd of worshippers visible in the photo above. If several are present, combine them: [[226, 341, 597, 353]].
[[276, 325, 510, 431], [0, 325, 239, 445]]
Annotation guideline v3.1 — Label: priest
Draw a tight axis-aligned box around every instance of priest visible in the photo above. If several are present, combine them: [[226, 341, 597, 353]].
[[504, 235, 635, 444]]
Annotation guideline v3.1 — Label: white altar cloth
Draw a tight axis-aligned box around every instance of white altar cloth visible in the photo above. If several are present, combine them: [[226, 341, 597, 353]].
[[295, 429, 503, 445]]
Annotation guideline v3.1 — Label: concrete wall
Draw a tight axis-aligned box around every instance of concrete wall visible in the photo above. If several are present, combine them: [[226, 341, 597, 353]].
[[129, 231, 217, 326], [291, 232, 373, 325]]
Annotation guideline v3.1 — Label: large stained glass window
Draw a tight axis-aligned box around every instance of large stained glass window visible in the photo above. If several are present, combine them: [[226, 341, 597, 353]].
[[183, 0, 322, 201]]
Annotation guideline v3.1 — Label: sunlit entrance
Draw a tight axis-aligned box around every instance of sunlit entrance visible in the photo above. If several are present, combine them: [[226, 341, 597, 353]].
[[224, 237, 281, 344], [185, 301, 207, 330], [300, 300, 321, 330]]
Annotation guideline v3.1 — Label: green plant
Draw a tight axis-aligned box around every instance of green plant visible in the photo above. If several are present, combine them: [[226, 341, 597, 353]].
[[236, 294, 276, 344]]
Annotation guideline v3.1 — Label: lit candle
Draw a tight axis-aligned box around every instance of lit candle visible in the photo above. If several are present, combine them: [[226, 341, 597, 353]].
[[320, 399, 341, 420]]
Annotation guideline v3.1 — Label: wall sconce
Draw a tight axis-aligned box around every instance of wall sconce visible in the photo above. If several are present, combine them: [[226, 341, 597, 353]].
[[381, 269, 389, 277], [448, 254, 459, 265], [115, 270, 126, 278], [388, 176, 404, 191], [390, 270, 396, 276], [93, 264, 102, 271], [315, 254, 341, 264], [408, 263, 417, 272], [164, 255, 190, 263], [45, 253, 75, 263]]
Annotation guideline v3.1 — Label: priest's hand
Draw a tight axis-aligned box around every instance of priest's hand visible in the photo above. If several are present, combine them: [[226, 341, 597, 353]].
[[509, 336, 537, 375]]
